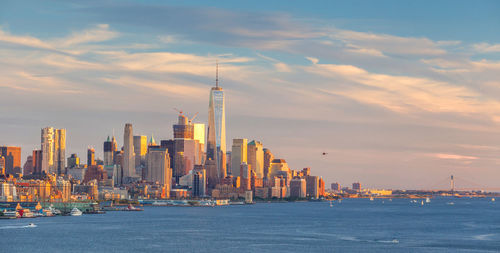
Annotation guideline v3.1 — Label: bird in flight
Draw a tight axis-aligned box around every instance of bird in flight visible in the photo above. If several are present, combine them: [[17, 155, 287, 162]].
[[322, 152, 328, 155]]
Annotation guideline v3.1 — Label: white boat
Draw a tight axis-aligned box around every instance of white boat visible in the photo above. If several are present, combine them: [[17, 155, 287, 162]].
[[26, 223, 37, 228], [426, 197, 431, 203], [447, 202, 455, 205], [70, 208, 82, 216], [421, 200, 424, 206]]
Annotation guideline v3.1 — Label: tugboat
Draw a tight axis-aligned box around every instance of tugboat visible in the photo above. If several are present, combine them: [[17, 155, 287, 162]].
[[125, 204, 143, 211], [70, 208, 83, 216]]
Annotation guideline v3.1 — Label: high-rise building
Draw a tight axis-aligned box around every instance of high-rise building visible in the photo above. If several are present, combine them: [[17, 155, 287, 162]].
[[134, 135, 147, 178], [263, 148, 274, 179], [269, 159, 290, 179], [32, 150, 43, 174], [240, 162, 251, 192], [103, 136, 117, 166], [23, 155, 34, 175], [192, 165, 207, 197], [331, 182, 340, 191], [40, 127, 66, 175], [145, 147, 172, 187], [123, 123, 135, 179], [306, 175, 319, 199], [87, 148, 96, 166], [53, 129, 66, 174], [193, 123, 205, 145], [231, 139, 247, 177], [352, 182, 361, 191], [0, 146, 21, 175], [67, 153, 80, 169], [206, 63, 227, 180], [247, 140, 264, 179], [290, 177, 307, 198], [0, 156, 5, 175]]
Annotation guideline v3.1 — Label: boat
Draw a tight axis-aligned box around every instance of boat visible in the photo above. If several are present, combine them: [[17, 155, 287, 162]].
[[421, 200, 424, 206], [20, 209, 35, 218], [125, 204, 143, 211], [329, 201, 333, 207], [70, 208, 83, 216], [492, 198, 495, 202], [447, 202, 455, 205], [370, 197, 374, 201], [26, 223, 37, 228], [426, 197, 431, 203]]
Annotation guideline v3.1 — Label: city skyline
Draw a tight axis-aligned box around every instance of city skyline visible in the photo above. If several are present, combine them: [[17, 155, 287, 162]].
[[1, 1, 500, 189]]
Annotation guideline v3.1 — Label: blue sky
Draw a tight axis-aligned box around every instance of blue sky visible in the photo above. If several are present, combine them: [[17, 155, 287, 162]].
[[1, 0, 500, 189]]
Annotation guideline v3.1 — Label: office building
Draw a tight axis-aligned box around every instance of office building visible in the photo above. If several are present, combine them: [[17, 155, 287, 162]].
[[306, 175, 319, 199], [87, 148, 96, 166], [290, 177, 307, 198], [247, 140, 264, 179], [263, 148, 274, 179], [145, 147, 172, 186], [103, 136, 117, 166], [206, 63, 227, 180], [123, 123, 135, 178], [32, 150, 43, 174], [353, 182, 361, 191], [0, 146, 21, 175], [231, 139, 247, 177], [23, 155, 33, 175], [192, 166, 207, 197], [53, 128, 66, 174], [134, 135, 147, 178], [331, 182, 340, 191], [67, 153, 80, 169], [40, 127, 66, 175]]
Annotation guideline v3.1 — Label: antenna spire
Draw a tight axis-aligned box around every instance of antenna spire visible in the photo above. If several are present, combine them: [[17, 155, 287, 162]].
[[216, 60, 219, 88]]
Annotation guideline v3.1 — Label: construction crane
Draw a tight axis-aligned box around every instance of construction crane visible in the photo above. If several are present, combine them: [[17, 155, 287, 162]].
[[173, 108, 183, 115], [189, 112, 199, 124]]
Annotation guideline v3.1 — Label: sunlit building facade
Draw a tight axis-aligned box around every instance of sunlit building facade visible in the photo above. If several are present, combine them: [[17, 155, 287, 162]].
[[231, 139, 247, 177]]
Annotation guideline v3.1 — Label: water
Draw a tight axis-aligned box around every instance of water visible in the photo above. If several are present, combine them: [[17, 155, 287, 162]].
[[1, 197, 499, 252]]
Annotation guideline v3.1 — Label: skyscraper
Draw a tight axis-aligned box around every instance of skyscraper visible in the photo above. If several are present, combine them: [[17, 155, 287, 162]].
[[192, 166, 207, 197], [247, 140, 264, 179], [41, 127, 54, 174], [231, 139, 247, 177], [134, 135, 147, 178], [53, 129, 66, 174], [87, 148, 96, 166], [40, 127, 66, 175], [0, 146, 21, 175], [206, 63, 227, 180], [123, 123, 135, 179], [263, 148, 274, 179], [103, 135, 117, 166], [145, 147, 172, 187]]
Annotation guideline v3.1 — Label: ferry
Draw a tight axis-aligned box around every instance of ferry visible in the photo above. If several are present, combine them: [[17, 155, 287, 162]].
[[124, 204, 143, 211], [70, 208, 83, 216]]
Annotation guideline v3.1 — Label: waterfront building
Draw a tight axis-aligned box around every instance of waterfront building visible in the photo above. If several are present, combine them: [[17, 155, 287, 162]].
[[247, 140, 264, 179], [254, 187, 269, 199], [240, 162, 251, 192], [231, 139, 247, 177], [192, 166, 207, 197], [245, 190, 253, 204], [353, 182, 361, 192], [306, 175, 319, 199], [134, 135, 147, 179], [206, 63, 227, 180], [0, 146, 21, 175], [290, 177, 307, 198], [87, 148, 96, 166], [263, 148, 274, 179], [123, 123, 136, 179]]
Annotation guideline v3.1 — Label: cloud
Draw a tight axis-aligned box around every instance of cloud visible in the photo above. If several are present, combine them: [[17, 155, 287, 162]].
[[431, 153, 479, 160], [56, 24, 119, 47], [473, 43, 500, 53]]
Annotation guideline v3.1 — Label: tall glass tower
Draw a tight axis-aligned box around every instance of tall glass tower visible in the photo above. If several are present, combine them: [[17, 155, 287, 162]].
[[206, 63, 227, 179]]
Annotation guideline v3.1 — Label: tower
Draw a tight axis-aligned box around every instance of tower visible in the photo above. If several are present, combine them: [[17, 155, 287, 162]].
[[41, 127, 54, 174], [231, 139, 247, 177], [123, 123, 135, 178], [206, 62, 227, 181]]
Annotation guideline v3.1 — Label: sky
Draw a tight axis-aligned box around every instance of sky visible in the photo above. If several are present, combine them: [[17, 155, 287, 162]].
[[1, 0, 500, 189]]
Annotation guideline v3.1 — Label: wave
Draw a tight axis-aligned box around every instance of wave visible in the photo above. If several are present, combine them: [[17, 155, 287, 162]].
[[339, 236, 399, 244], [0, 224, 37, 229], [473, 234, 495, 241]]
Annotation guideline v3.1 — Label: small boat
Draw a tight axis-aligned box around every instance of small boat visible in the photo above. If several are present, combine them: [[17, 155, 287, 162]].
[[125, 204, 143, 211], [421, 200, 424, 206], [492, 198, 495, 202], [370, 197, 374, 201], [426, 197, 431, 203], [447, 202, 455, 205], [70, 208, 83, 216], [329, 201, 333, 207], [26, 223, 37, 228]]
